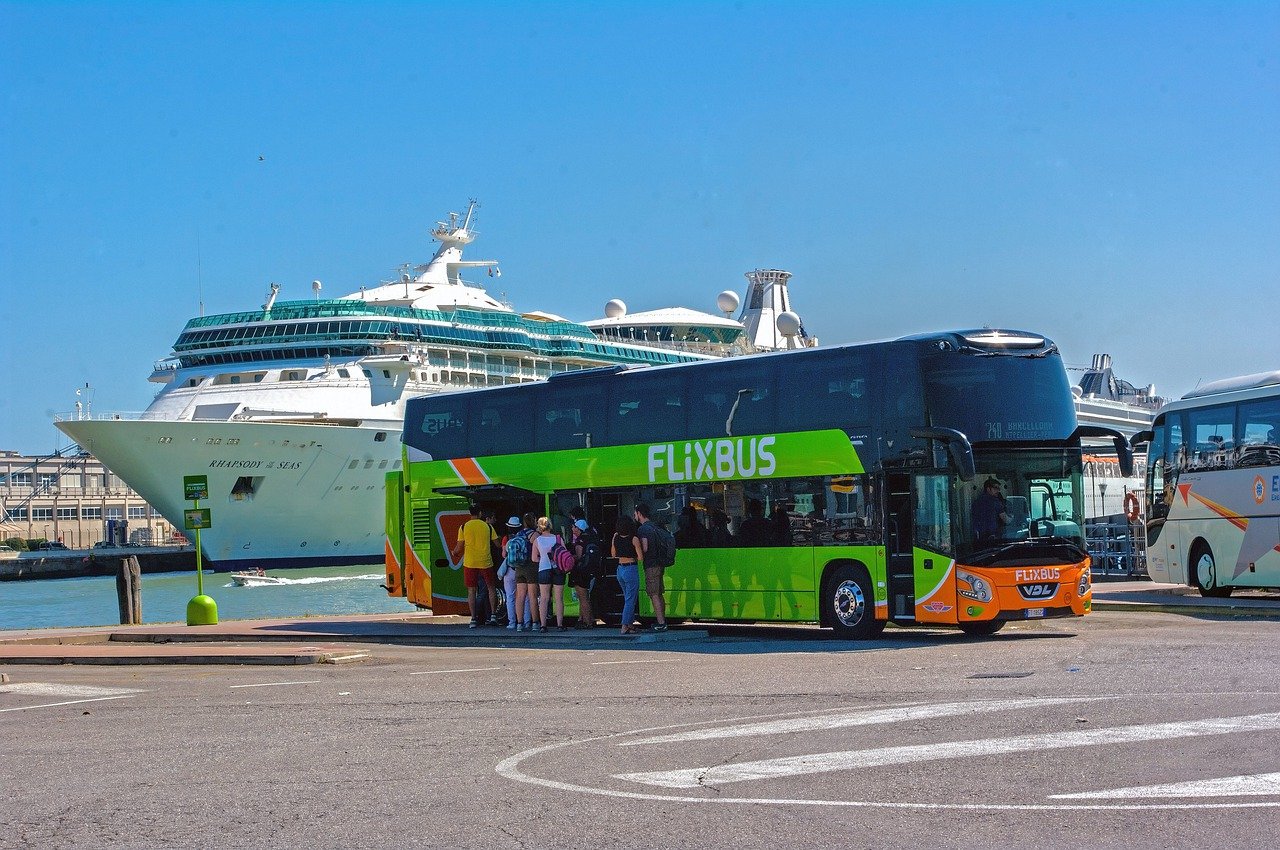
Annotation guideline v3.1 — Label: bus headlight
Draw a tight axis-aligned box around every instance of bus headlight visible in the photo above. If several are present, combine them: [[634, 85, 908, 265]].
[[1078, 568, 1091, 596], [957, 569, 992, 604]]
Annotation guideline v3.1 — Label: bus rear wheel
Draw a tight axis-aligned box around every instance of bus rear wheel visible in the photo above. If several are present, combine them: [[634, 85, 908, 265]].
[[1192, 542, 1233, 598], [823, 564, 881, 640], [959, 620, 1006, 636]]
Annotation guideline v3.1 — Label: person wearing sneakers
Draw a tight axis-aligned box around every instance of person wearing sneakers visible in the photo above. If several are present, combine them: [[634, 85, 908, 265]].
[[633, 502, 669, 632], [450, 503, 499, 628]]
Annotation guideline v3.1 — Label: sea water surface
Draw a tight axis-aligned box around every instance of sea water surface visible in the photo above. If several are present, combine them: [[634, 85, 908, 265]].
[[0, 565, 412, 631]]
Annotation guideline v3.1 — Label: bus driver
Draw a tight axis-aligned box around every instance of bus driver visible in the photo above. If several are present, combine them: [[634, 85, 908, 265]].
[[972, 478, 1010, 543]]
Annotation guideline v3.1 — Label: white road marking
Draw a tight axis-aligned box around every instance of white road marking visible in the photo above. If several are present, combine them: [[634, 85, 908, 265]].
[[408, 666, 501, 676], [1052, 771, 1280, 799], [229, 680, 322, 689], [0, 682, 142, 698], [621, 697, 1110, 747], [0, 695, 135, 713], [616, 712, 1280, 789], [592, 659, 667, 666]]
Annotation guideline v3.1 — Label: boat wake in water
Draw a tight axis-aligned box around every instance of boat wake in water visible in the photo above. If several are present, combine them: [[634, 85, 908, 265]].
[[226, 573, 383, 588]]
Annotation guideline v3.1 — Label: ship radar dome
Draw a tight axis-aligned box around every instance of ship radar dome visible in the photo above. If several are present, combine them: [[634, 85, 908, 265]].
[[717, 290, 740, 316], [776, 311, 802, 338], [605, 299, 627, 318]]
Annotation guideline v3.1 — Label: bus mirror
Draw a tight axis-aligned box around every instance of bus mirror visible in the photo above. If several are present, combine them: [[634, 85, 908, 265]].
[[1073, 425, 1135, 477], [909, 427, 976, 482], [1130, 430, 1153, 449]]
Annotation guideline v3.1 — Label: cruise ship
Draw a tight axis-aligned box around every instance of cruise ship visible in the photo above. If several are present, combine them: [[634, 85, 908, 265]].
[[1072, 353, 1165, 520], [56, 202, 812, 569]]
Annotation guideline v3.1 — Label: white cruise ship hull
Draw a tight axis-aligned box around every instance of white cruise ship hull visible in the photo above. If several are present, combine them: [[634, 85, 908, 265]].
[[58, 418, 397, 570]]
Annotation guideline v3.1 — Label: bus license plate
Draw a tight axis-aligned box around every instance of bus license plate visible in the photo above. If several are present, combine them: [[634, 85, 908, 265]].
[[1025, 608, 1045, 618]]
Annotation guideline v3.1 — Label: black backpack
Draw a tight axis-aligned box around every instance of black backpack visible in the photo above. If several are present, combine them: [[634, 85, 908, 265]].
[[645, 522, 677, 568], [577, 530, 604, 576]]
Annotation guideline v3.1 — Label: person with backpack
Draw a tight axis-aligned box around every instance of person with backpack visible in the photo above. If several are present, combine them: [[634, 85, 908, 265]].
[[499, 516, 525, 630], [531, 516, 569, 631], [569, 516, 602, 629], [510, 512, 541, 632], [633, 502, 675, 632], [612, 515, 642, 635]]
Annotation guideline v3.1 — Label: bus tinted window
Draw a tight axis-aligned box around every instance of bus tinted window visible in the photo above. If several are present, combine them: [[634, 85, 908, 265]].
[[418, 402, 467, 459], [609, 373, 686, 445], [536, 386, 605, 451], [778, 349, 875, 433], [707, 359, 777, 437], [471, 392, 533, 457]]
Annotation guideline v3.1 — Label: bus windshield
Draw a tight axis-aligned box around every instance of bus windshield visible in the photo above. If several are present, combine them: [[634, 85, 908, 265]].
[[957, 448, 1085, 563]]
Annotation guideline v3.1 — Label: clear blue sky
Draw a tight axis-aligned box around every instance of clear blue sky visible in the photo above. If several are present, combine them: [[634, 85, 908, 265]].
[[2, 1, 1277, 454]]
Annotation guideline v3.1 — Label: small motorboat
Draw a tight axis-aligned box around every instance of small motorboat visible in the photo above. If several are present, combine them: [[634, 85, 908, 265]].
[[231, 569, 289, 587]]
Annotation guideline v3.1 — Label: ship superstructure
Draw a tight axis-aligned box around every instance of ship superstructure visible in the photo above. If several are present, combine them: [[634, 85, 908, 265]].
[[56, 203, 806, 569]]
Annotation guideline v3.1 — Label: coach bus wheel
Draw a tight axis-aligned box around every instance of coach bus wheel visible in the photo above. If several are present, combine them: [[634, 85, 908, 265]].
[[1191, 542, 1233, 598], [824, 564, 878, 640], [959, 620, 1006, 636]]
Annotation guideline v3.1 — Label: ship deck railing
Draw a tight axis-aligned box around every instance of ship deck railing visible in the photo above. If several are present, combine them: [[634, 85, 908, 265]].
[[1085, 518, 1148, 579]]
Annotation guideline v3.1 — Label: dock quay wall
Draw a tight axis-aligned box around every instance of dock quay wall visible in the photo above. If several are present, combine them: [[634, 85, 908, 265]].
[[1, 549, 196, 581]]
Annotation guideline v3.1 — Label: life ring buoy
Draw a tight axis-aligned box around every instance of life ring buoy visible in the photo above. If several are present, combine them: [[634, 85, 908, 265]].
[[1123, 492, 1141, 522]]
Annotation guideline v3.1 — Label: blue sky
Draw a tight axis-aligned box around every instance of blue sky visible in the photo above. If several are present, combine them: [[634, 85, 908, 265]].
[[2, 1, 1277, 454]]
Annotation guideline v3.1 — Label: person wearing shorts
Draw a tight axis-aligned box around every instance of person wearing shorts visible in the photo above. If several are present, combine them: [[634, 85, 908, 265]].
[[531, 516, 568, 631], [451, 503, 498, 628], [512, 512, 541, 631], [633, 502, 668, 632]]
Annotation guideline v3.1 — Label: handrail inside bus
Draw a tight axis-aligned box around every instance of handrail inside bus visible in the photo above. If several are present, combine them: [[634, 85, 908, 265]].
[[909, 427, 976, 481], [1072, 425, 1135, 476]]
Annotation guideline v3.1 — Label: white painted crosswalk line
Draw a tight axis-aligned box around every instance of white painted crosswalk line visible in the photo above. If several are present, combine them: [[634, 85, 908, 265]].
[[616, 712, 1280, 789], [620, 698, 1112, 747], [0, 682, 143, 698], [1052, 771, 1280, 799]]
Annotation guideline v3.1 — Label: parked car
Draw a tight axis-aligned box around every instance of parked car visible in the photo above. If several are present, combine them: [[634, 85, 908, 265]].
[[93, 541, 119, 548], [36, 541, 69, 551]]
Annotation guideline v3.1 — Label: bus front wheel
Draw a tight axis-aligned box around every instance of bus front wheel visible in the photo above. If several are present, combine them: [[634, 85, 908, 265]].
[[959, 620, 1006, 636], [823, 564, 881, 640], [1192, 542, 1233, 598]]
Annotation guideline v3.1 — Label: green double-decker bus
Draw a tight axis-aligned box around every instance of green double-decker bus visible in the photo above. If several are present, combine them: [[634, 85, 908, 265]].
[[386, 329, 1129, 637]]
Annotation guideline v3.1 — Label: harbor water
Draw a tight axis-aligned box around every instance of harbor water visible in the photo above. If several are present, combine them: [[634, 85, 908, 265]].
[[0, 565, 411, 631]]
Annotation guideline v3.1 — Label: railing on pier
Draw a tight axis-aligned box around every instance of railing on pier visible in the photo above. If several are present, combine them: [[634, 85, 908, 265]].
[[1085, 519, 1147, 579]]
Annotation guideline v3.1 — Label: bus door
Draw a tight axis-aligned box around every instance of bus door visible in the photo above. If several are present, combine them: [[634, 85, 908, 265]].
[[884, 472, 915, 621]]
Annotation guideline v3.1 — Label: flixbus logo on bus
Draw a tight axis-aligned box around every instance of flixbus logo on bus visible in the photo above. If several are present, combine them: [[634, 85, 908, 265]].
[[1014, 568, 1060, 582], [647, 437, 777, 483]]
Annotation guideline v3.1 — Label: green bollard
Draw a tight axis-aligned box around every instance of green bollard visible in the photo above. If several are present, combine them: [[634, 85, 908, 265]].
[[187, 594, 218, 626]]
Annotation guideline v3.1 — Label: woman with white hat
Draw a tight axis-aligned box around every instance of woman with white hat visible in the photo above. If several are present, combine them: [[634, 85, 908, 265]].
[[500, 516, 524, 629]]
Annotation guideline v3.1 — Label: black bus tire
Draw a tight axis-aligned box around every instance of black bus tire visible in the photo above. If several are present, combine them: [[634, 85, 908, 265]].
[[1191, 541, 1233, 598], [959, 620, 1006, 636], [823, 563, 879, 640]]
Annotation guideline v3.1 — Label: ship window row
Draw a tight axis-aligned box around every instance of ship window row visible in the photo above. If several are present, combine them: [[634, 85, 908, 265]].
[[174, 321, 693, 365], [183, 301, 600, 339]]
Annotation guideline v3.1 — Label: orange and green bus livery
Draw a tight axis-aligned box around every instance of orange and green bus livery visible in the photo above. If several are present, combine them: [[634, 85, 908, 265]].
[[387, 329, 1129, 637]]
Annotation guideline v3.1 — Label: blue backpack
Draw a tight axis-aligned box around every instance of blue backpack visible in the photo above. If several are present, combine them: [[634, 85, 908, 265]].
[[505, 529, 532, 567]]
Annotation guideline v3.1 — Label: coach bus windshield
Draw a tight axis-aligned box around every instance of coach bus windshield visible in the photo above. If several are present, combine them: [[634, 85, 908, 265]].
[[956, 448, 1086, 564]]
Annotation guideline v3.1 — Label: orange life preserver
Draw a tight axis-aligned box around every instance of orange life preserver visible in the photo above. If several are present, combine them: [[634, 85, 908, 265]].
[[1123, 492, 1141, 522]]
